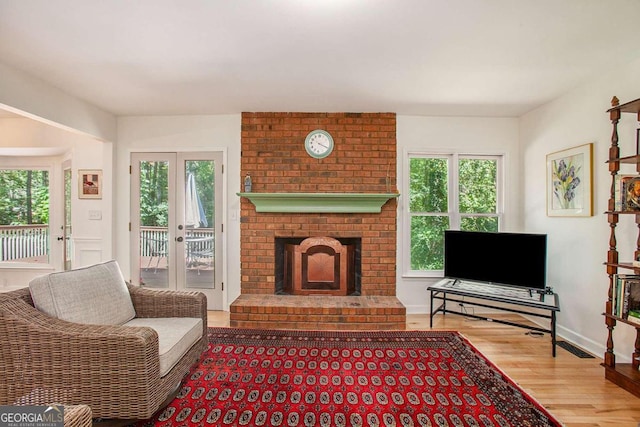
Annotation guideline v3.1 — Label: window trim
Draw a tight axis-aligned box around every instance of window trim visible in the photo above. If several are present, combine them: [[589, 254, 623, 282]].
[[402, 151, 504, 278]]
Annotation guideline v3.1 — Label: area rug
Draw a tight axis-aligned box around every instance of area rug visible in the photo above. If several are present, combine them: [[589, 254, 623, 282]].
[[139, 328, 561, 427]]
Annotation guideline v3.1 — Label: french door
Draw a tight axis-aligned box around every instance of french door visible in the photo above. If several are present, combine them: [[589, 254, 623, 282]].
[[130, 152, 223, 310]]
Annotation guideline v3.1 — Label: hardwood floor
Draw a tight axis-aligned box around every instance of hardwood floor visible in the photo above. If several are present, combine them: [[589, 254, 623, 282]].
[[206, 311, 640, 427]]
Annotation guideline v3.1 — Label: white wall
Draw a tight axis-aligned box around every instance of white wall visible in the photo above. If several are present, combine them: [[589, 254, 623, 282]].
[[0, 61, 116, 142], [396, 116, 521, 313], [520, 57, 640, 361], [115, 115, 242, 308]]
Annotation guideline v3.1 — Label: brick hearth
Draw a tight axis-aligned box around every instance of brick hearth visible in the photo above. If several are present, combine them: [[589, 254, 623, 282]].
[[233, 112, 405, 329], [230, 295, 406, 330]]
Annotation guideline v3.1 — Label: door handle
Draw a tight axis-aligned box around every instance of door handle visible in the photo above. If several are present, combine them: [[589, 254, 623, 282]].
[[57, 236, 64, 241], [176, 236, 184, 242]]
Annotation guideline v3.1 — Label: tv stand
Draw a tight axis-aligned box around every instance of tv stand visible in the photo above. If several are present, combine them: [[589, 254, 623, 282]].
[[428, 279, 560, 356]]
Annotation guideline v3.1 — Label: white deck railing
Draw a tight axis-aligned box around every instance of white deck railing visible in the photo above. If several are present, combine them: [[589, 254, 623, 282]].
[[140, 227, 214, 256], [0, 225, 49, 262], [0, 225, 214, 262]]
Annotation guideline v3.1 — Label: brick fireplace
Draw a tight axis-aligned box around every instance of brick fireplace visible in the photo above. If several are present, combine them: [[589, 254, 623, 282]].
[[230, 112, 406, 330]]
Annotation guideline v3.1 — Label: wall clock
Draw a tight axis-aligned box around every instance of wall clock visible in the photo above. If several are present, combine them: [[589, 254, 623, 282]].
[[304, 129, 334, 159]]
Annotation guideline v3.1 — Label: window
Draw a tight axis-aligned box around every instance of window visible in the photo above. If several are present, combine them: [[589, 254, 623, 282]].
[[0, 169, 50, 263], [407, 153, 502, 273]]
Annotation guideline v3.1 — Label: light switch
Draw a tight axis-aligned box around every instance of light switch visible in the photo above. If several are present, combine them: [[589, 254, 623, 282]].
[[88, 210, 102, 220]]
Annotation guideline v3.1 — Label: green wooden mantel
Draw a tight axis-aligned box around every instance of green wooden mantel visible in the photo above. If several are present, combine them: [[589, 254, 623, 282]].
[[237, 192, 400, 213]]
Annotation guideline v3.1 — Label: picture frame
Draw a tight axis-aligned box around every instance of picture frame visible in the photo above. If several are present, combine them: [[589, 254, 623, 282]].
[[78, 169, 102, 199], [622, 176, 640, 212], [546, 143, 593, 217], [614, 174, 636, 211]]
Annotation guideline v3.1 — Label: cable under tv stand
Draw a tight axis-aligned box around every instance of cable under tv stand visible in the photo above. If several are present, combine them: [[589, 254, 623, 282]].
[[428, 279, 560, 356]]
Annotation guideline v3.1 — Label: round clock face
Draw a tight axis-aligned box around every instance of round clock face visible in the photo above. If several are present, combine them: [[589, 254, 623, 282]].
[[304, 130, 334, 159]]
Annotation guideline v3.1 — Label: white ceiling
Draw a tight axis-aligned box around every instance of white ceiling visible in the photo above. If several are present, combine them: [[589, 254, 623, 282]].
[[1, 0, 639, 118]]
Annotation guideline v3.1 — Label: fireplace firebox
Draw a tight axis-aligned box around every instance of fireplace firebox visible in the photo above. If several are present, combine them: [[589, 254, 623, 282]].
[[275, 237, 361, 296]]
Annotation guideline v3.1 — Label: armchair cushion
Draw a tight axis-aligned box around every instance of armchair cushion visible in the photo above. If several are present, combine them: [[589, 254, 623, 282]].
[[28, 260, 136, 325], [125, 317, 203, 376]]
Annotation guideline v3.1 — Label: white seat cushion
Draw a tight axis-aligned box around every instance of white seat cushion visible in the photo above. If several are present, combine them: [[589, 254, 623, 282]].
[[29, 260, 136, 325], [125, 317, 203, 377]]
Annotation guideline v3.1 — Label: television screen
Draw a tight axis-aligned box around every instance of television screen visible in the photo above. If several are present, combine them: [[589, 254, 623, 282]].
[[444, 230, 547, 290]]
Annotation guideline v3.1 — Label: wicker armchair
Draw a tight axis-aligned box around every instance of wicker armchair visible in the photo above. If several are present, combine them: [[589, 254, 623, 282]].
[[0, 284, 208, 420], [63, 405, 93, 427]]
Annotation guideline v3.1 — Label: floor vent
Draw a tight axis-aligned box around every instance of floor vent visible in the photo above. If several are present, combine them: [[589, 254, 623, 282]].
[[557, 341, 595, 358]]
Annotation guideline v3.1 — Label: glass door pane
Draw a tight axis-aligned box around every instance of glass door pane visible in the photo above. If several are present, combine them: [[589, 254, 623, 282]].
[[63, 165, 72, 270], [136, 158, 171, 288], [183, 159, 215, 289]]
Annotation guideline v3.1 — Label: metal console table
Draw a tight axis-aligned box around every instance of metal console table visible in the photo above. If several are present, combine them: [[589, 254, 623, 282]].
[[428, 279, 560, 356]]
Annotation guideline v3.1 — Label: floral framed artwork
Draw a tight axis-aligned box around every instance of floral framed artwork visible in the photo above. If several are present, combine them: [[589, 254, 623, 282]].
[[78, 169, 102, 199], [547, 143, 593, 217]]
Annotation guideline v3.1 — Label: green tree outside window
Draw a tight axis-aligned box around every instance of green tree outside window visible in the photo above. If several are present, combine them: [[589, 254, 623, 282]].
[[0, 170, 49, 225], [409, 155, 500, 271]]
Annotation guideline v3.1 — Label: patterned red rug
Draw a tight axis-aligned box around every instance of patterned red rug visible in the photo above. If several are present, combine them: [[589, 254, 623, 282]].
[[139, 328, 561, 427]]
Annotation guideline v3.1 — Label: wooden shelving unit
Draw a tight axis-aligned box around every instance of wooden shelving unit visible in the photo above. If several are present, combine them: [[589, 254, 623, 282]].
[[604, 96, 640, 398]]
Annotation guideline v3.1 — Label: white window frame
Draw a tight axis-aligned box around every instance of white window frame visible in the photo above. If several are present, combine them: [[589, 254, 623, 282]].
[[402, 151, 504, 277]]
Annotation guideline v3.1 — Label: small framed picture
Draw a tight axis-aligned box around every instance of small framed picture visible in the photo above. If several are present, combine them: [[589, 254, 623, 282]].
[[78, 169, 102, 199], [546, 143, 593, 217]]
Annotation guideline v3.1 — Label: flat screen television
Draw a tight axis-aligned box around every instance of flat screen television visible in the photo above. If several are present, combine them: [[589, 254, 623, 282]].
[[444, 230, 547, 291]]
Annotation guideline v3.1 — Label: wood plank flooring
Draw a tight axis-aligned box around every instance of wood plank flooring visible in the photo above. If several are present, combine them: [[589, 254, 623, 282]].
[[206, 311, 640, 427]]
